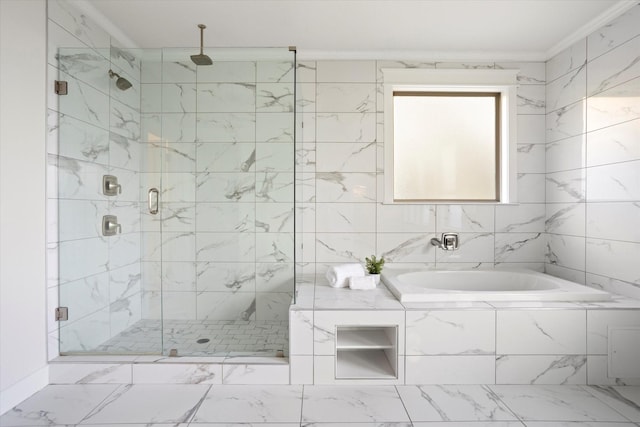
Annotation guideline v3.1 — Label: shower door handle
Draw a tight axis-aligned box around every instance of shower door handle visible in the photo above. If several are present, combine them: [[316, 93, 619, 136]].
[[148, 188, 159, 215]]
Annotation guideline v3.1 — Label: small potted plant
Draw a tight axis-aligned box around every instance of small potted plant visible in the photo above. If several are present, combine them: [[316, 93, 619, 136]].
[[365, 255, 385, 285]]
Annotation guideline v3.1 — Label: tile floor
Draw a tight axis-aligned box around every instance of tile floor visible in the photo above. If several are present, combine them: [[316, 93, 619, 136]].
[[1, 383, 639, 426], [93, 319, 289, 357]]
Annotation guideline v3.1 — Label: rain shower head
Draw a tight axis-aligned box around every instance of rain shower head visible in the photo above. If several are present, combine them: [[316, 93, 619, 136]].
[[191, 24, 213, 66], [108, 69, 132, 91]]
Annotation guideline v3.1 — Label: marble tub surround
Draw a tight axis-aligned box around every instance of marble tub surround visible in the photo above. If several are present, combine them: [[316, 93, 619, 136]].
[[2, 383, 640, 426], [289, 275, 640, 385]]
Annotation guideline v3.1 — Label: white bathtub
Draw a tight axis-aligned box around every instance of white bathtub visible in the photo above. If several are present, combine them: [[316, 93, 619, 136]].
[[381, 269, 612, 302]]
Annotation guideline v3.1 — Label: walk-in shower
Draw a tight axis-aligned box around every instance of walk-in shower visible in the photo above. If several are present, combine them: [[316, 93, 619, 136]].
[[54, 45, 296, 357]]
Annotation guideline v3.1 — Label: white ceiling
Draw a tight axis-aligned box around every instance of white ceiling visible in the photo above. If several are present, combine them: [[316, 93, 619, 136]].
[[85, 0, 635, 60]]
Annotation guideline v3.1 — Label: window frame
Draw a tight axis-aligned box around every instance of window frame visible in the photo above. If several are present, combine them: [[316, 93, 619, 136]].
[[382, 68, 519, 204]]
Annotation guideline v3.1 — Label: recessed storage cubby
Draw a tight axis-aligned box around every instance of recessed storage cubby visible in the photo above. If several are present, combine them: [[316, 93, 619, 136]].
[[335, 326, 398, 379]]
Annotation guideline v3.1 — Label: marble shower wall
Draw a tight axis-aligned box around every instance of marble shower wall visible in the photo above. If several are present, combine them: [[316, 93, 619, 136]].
[[545, 4, 640, 299], [46, 0, 144, 355], [139, 51, 295, 323], [296, 59, 546, 276]]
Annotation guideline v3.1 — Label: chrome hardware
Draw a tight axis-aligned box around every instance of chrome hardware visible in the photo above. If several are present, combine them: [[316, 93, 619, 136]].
[[148, 188, 159, 215], [430, 232, 459, 251], [103, 175, 121, 196], [55, 307, 68, 321], [102, 215, 121, 236]]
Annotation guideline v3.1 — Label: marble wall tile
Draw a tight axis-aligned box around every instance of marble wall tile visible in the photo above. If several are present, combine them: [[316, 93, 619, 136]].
[[256, 113, 294, 143], [49, 363, 132, 384], [110, 134, 140, 171], [58, 70, 110, 129], [315, 172, 376, 202], [256, 172, 294, 202], [546, 135, 586, 173], [48, 0, 110, 51], [221, 364, 290, 384], [496, 62, 546, 84], [290, 354, 313, 384], [196, 172, 255, 202], [162, 59, 197, 83], [59, 272, 109, 322], [436, 205, 495, 233], [546, 100, 586, 143], [58, 199, 105, 241], [161, 83, 196, 114], [256, 233, 294, 262], [546, 66, 586, 113], [315, 112, 376, 142], [162, 113, 196, 142], [160, 291, 197, 320], [496, 355, 586, 385], [196, 61, 255, 83], [586, 160, 640, 201], [586, 202, 640, 241], [197, 83, 255, 112], [256, 83, 294, 112], [495, 232, 545, 263], [587, 5, 640, 61], [586, 119, 640, 167], [496, 310, 586, 354], [406, 311, 495, 355], [517, 173, 546, 203], [587, 354, 640, 385], [546, 169, 586, 202], [316, 83, 376, 113], [258, 60, 295, 83], [586, 238, 640, 285], [197, 262, 255, 292], [196, 232, 255, 262], [132, 363, 221, 384], [297, 61, 317, 83], [517, 85, 546, 114], [586, 309, 640, 354], [315, 233, 376, 263], [436, 233, 495, 263], [317, 60, 376, 83], [586, 76, 640, 132], [546, 233, 586, 271], [196, 142, 256, 173], [586, 273, 640, 300], [256, 291, 291, 320], [59, 307, 111, 352], [518, 143, 546, 173], [316, 203, 376, 232], [58, 47, 110, 96], [156, 262, 196, 292], [196, 203, 254, 232], [59, 237, 109, 284], [255, 203, 294, 233], [518, 114, 546, 143], [495, 204, 545, 233], [378, 233, 434, 263], [196, 113, 256, 142], [316, 142, 376, 172], [141, 83, 161, 112], [587, 35, 640, 96], [546, 203, 586, 236], [256, 143, 294, 172], [405, 356, 495, 384], [547, 39, 587, 83], [290, 310, 313, 355], [376, 204, 436, 233]]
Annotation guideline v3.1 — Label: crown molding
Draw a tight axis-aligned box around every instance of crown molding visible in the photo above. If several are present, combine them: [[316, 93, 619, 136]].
[[546, 0, 638, 60], [296, 49, 547, 62]]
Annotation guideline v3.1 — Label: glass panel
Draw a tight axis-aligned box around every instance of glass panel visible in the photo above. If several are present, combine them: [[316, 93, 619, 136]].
[[393, 93, 498, 201]]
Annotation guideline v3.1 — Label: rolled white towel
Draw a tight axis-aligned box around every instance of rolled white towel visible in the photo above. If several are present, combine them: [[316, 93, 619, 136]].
[[325, 263, 365, 288], [349, 275, 377, 290]]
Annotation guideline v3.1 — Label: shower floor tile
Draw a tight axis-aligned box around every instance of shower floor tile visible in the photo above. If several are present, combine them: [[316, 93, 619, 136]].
[[94, 319, 288, 357]]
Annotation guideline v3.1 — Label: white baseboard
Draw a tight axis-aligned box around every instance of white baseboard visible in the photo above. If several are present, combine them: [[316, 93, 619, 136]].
[[0, 365, 49, 416]]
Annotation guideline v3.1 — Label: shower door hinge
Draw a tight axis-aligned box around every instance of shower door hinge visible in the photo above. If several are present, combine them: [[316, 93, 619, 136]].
[[54, 80, 68, 95], [55, 307, 68, 321]]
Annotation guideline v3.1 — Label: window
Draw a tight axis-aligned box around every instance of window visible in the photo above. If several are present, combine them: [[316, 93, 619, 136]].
[[383, 69, 518, 204]]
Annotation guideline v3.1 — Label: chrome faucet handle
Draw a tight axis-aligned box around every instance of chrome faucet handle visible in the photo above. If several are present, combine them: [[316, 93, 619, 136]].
[[430, 232, 459, 251]]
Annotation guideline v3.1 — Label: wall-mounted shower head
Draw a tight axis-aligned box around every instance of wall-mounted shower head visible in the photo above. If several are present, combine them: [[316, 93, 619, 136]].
[[191, 24, 213, 66], [108, 69, 133, 91]]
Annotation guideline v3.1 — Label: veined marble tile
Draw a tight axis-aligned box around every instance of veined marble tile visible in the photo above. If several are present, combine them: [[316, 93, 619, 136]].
[[496, 355, 587, 385], [377, 59, 436, 81], [546, 169, 586, 202], [48, 0, 110, 50], [436, 62, 495, 69], [196, 112, 256, 142], [316, 83, 376, 113], [157, 261, 196, 292], [489, 385, 630, 421], [256, 172, 294, 203], [196, 232, 255, 262], [587, 35, 640, 97], [317, 60, 376, 83], [547, 39, 587, 83], [256, 233, 294, 262], [158, 203, 195, 232], [587, 355, 640, 386], [378, 233, 434, 263], [436, 205, 495, 232], [315, 142, 376, 172], [256, 83, 294, 112], [58, 199, 105, 241], [313, 281, 403, 310], [495, 204, 545, 233], [301, 386, 409, 423], [256, 292, 291, 320], [412, 423, 524, 427], [586, 119, 640, 167], [197, 83, 255, 112], [255, 203, 294, 233], [162, 113, 196, 142], [142, 142, 196, 173], [517, 173, 546, 203], [59, 272, 109, 322], [316, 203, 375, 233], [298, 172, 316, 203], [255, 143, 294, 172], [406, 310, 495, 355], [316, 172, 376, 202], [546, 65, 586, 113], [196, 172, 255, 202], [586, 238, 640, 286], [546, 233, 586, 272], [587, 309, 640, 355], [161, 291, 196, 320], [397, 385, 517, 421], [587, 202, 640, 242], [583, 386, 640, 421], [297, 61, 317, 83], [111, 133, 140, 171], [517, 85, 546, 114], [588, 4, 640, 60], [546, 135, 586, 173], [57, 47, 110, 95], [196, 203, 254, 232], [141, 113, 162, 142], [546, 100, 586, 143], [111, 100, 140, 141], [56, 152, 110, 200], [162, 59, 196, 83], [0, 384, 119, 425], [110, 293, 142, 337], [222, 364, 290, 384], [256, 263, 294, 292], [405, 355, 495, 384], [59, 237, 108, 284], [196, 262, 255, 293], [376, 204, 435, 233], [290, 355, 313, 385], [49, 363, 132, 384], [587, 76, 640, 132], [316, 112, 376, 142], [161, 83, 196, 113], [197, 60, 256, 83], [496, 62, 546, 85], [58, 69, 109, 130], [196, 142, 256, 172], [141, 83, 161, 112], [193, 385, 300, 422], [256, 113, 294, 143], [290, 310, 313, 355], [518, 114, 546, 143], [587, 160, 640, 201], [141, 55, 162, 84], [545, 264, 586, 286], [132, 363, 221, 384], [495, 232, 545, 263], [436, 233, 495, 263], [109, 263, 141, 303], [161, 231, 196, 262], [59, 307, 110, 352], [546, 203, 585, 236], [258, 60, 294, 83], [80, 384, 210, 424], [496, 310, 586, 355], [297, 81, 316, 112], [518, 143, 545, 173]]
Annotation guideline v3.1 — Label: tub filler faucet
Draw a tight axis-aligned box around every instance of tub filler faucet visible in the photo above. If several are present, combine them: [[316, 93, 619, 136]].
[[431, 232, 459, 251]]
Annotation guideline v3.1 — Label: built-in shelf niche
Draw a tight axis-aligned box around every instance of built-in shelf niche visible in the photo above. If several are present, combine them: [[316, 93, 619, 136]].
[[335, 326, 398, 379]]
